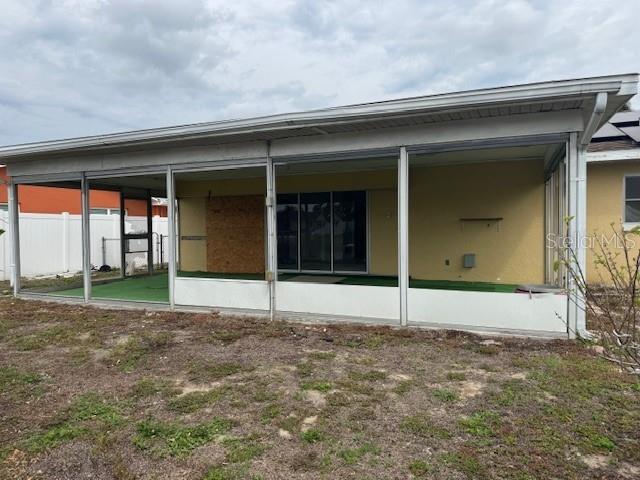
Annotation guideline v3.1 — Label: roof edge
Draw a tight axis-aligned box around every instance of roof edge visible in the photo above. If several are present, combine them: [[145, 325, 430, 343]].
[[1, 73, 638, 160]]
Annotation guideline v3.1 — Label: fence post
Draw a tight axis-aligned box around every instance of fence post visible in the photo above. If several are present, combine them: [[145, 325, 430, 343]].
[[0, 211, 6, 282], [61, 212, 70, 272]]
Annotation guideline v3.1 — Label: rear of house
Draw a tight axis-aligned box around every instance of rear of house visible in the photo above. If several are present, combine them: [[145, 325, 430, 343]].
[[1, 74, 638, 339]]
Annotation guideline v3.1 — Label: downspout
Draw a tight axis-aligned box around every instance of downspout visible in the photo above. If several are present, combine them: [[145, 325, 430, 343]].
[[576, 92, 608, 339]]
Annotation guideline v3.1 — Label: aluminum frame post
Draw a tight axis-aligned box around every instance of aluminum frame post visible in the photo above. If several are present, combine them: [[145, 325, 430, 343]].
[[166, 166, 176, 309], [566, 132, 587, 338], [81, 174, 92, 302], [8, 181, 21, 295], [266, 152, 277, 321], [398, 146, 409, 326]]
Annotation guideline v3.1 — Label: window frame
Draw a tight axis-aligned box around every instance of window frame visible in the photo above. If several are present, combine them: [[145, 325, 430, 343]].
[[623, 174, 640, 229]]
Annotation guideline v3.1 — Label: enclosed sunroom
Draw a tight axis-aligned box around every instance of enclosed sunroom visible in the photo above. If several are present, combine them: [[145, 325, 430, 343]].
[[2, 74, 638, 337]]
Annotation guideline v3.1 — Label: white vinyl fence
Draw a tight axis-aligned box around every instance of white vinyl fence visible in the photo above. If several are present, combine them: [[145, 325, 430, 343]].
[[0, 211, 168, 281]]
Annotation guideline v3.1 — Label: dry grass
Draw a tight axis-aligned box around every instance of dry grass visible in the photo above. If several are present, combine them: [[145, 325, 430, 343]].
[[0, 296, 639, 479]]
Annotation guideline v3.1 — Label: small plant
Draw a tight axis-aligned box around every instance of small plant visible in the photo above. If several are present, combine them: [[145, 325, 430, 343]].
[[134, 417, 233, 456], [308, 351, 336, 360], [432, 388, 458, 402], [400, 414, 451, 439], [337, 442, 379, 465], [591, 434, 615, 451], [348, 370, 387, 381], [440, 451, 482, 477], [300, 381, 332, 392], [167, 389, 223, 414], [446, 371, 466, 381], [393, 379, 415, 395], [459, 411, 500, 437], [408, 459, 433, 476], [559, 222, 640, 375], [0, 367, 42, 388], [222, 436, 265, 463], [301, 428, 324, 443], [260, 403, 281, 423]]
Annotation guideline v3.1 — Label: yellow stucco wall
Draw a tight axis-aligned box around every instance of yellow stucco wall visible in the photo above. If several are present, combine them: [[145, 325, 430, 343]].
[[176, 159, 546, 283], [586, 160, 640, 283], [177, 197, 207, 271], [409, 159, 545, 284]]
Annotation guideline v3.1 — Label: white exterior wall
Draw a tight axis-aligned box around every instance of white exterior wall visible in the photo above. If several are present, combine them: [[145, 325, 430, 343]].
[[0, 212, 168, 280], [175, 277, 270, 311], [276, 283, 400, 320], [408, 288, 568, 334]]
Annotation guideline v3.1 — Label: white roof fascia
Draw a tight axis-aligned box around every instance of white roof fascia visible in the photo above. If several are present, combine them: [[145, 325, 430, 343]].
[[0, 73, 637, 160], [587, 148, 640, 163]]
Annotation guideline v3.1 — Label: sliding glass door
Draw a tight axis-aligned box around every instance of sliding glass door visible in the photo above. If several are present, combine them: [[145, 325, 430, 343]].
[[277, 190, 367, 273]]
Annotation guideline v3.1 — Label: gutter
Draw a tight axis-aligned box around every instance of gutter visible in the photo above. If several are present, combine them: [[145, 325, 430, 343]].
[[580, 92, 609, 147]]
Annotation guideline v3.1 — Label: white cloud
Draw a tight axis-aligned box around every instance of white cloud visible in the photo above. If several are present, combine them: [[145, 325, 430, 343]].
[[0, 0, 638, 145]]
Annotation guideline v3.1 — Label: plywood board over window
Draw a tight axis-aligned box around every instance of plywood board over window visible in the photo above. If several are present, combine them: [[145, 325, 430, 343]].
[[206, 195, 265, 274]]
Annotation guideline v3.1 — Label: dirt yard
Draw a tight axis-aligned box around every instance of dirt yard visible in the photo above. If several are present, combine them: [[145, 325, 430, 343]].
[[1, 296, 639, 480]]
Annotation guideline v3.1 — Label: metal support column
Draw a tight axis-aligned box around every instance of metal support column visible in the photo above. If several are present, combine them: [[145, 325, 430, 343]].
[[166, 167, 176, 309], [566, 132, 587, 338], [398, 146, 409, 326], [146, 190, 153, 275], [81, 174, 92, 302], [8, 181, 21, 295], [266, 150, 277, 321], [119, 190, 126, 278]]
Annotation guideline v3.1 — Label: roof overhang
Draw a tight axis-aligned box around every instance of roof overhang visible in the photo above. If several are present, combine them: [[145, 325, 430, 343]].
[[0, 73, 637, 163]]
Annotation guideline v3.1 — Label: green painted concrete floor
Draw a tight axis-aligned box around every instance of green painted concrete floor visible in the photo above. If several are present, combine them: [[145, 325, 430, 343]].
[[49, 271, 517, 303], [53, 273, 170, 303]]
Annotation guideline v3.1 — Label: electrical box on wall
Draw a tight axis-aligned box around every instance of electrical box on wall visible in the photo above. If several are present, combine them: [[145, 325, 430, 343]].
[[463, 253, 476, 268]]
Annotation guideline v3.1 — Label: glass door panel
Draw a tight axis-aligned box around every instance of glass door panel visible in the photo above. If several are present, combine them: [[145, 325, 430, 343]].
[[300, 192, 331, 270], [277, 193, 299, 270], [333, 191, 367, 271]]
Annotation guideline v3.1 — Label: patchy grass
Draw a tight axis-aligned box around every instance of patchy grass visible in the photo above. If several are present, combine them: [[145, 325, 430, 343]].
[[133, 417, 233, 457], [222, 436, 265, 463], [308, 351, 336, 360], [348, 369, 387, 381], [301, 428, 324, 444], [188, 361, 252, 382], [459, 411, 500, 437], [400, 414, 452, 439], [446, 371, 466, 381], [300, 381, 333, 392], [1, 297, 639, 479], [167, 389, 224, 413], [408, 459, 433, 476], [337, 442, 379, 465], [433, 388, 459, 402], [109, 332, 173, 372]]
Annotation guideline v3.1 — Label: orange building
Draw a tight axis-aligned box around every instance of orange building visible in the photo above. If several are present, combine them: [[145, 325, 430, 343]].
[[0, 166, 166, 216]]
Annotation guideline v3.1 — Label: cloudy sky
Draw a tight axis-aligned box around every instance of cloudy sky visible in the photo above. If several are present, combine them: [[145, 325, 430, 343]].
[[1, 0, 638, 146]]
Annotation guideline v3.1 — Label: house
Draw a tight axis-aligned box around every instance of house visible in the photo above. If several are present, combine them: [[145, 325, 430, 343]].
[[0, 166, 167, 216], [1, 74, 638, 338], [586, 110, 640, 282]]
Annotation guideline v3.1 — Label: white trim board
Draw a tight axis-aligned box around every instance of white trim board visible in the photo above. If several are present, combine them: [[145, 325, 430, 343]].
[[587, 148, 640, 163]]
